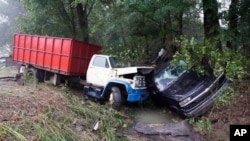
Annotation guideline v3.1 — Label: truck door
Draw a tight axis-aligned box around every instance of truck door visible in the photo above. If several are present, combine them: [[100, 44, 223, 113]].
[[87, 56, 114, 86]]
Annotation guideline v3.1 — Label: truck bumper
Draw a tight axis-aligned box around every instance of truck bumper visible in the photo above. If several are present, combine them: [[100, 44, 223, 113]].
[[127, 88, 149, 102]]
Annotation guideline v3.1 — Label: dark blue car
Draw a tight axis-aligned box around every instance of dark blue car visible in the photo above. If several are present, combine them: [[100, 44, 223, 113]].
[[148, 50, 228, 117]]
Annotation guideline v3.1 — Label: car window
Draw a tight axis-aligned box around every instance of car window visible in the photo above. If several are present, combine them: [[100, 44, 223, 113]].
[[93, 56, 110, 68], [161, 61, 185, 79], [154, 60, 185, 88], [164, 65, 184, 79]]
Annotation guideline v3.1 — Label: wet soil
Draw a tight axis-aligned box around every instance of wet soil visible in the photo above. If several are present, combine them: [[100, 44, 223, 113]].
[[119, 106, 204, 141], [206, 80, 250, 141], [0, 77, 67, 124]]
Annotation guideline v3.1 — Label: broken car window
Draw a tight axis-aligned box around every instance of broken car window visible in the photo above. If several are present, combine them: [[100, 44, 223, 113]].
[[154, 61, 186, 91]]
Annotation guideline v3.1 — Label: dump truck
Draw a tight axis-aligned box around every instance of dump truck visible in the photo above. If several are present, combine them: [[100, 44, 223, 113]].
[[12, 34, 153, 109]]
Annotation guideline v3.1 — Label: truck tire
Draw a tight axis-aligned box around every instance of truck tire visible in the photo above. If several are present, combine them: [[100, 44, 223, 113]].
[[26, 68, 45, 82], [109, 86, 122, 110], [36, 69, 44, 82], [26, 67, 38, 83]]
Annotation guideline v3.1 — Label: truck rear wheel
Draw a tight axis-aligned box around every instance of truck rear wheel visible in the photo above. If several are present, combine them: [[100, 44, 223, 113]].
[[109, 86, 122, 110], [25, 67, 38, 83]]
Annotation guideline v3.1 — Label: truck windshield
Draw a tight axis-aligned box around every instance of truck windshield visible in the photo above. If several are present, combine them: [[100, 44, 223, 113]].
[[109, 57, 127, 68]]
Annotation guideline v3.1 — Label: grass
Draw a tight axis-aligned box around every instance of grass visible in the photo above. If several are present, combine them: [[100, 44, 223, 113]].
[[0, 65, 18, 77], [0, 80, 132, 141], [62, 87, 130, 141]]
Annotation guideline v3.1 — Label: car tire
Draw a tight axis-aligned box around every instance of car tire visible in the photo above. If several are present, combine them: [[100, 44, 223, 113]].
[[109, 86, 122, 110]]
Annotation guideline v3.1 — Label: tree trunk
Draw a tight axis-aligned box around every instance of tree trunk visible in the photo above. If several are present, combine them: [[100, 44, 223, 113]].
[[58, 0, 76, 38], [76, 3, 89, 42], [163, 12, 177, 61], [202, 0, 221, 50], [177, 10, 183, 37], [239, 0, 250, 57], [227, 0, 239, 51], [202, 0, 221, 72]]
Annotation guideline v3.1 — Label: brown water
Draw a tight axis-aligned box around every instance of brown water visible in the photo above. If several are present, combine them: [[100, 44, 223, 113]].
[[134, 108, 182, 124]]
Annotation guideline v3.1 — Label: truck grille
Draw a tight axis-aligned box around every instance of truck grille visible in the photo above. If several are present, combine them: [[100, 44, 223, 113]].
[[134, 76, 146, 88]]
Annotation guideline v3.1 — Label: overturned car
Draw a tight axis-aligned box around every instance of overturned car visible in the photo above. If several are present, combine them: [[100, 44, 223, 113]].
[[148, 50, 228, 118]]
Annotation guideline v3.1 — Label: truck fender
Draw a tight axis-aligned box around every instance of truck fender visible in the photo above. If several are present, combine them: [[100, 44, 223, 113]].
[[101, 79, 131, 99], [102, 79, 148, 102]]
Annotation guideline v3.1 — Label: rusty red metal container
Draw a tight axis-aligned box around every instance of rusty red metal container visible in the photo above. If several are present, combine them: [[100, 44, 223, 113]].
[[12, 34, 101, 76]]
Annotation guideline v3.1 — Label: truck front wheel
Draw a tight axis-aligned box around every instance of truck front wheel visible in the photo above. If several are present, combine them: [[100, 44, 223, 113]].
[[109, 86, 122, 110]]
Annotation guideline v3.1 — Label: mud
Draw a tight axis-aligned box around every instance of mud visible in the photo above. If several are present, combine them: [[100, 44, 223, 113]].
[[123, 108, 204, 141]]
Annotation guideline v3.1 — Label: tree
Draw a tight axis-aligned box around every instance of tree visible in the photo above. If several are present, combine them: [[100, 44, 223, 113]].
[[89, 0, 199, 64], [18, 0, 96, 42], [226, 0, 239, 51], [202, 0, 221, 49], [18, 0, 250, 76], [238, 0, 250, 57]]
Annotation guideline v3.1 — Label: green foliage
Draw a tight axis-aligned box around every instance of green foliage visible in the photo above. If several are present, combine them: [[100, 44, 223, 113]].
[[215, 86, 235, 108], [18, 0, 95, 41], [172, 37, 247, 79], [0, 127, 7, 140], [188, 117, 212, 134], [62, 88, 129, 141], [18, 0, 71, 37], [102, 36, 148, 65], [89, 0, 199, 64], [0, 126, 28, 141], [16, 0, 250, 72]]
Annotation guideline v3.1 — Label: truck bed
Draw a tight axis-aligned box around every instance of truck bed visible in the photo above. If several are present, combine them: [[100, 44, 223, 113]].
[[12, 34, 101, 76]]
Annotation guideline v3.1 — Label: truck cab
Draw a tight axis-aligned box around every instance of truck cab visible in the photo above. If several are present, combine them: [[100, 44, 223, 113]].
[[84, 54, 153, 109], [87, 55, 119, 86]]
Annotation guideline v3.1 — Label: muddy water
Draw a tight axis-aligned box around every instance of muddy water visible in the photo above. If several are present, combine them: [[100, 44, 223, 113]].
[[124, 106, 205, 141], [133, 108, 182, 124]]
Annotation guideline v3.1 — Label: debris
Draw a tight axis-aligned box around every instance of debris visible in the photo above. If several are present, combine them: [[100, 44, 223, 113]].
[[92, 119, 100, 131]]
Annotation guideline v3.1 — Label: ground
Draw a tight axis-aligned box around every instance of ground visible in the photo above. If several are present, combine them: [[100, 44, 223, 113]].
[[207, 79, 250, 141], [0, 65, 249, 141]]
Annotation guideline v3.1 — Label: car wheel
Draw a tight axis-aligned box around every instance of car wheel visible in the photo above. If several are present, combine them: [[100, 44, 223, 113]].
[[109, 86, 122, 110]]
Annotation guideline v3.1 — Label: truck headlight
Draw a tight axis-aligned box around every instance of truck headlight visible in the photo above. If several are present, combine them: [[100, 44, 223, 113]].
[[134, 76, 146, 88], [179, 97, 191, 107]]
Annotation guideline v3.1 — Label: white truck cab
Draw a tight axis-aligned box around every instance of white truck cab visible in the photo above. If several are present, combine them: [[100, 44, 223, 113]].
[[87, 55, 117, 86], [84, 54, 153, 109]]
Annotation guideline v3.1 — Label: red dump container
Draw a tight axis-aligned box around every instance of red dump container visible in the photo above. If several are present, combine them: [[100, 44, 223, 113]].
[[12, 34, 101, 76]]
